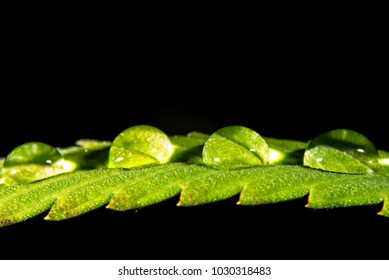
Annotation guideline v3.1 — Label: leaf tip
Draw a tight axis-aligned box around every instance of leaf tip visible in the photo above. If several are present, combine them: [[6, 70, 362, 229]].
[[176, 197, 185, 206], [377, 197, 389, 217], [44, 214, 52, 221], [106, 200, 125, 211]]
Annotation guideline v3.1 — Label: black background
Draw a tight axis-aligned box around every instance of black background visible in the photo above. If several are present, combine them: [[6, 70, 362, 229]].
[[1, 21, 388, 261]]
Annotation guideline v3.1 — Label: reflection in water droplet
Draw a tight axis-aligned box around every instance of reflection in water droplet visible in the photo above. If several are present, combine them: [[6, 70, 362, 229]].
[[10, 169, 17, 175], [379, 158, 389, 166], [115, 157, 124, 162], [214, 157, 221, 162], [249, 148, 256, 152], [59, 159, 76, 172], [269, 149, 284, 163], [151, 148, 157, 153], [357, 149, 365, 153], [316, 158, 323, 162]]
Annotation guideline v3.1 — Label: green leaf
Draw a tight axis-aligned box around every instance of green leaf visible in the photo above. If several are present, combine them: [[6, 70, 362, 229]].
[[1, 125, 388, 227], [237, 165, 388, 211], [108, 125, 174, 168], [0, 163, 199, 225], [58, 139, 111, 170], [264, 137, 307, 164], [169, 131, 209, 163], [376, 150, 389, 177], [303, 129, 379, 174], [74, 139, 112, 150], [203, 125, 269, 168], [0, 168, 120, 226], [107, 164, 209, 210], [1, 161, 388, 227], [306, 172, 388, 210], [0, 163, 74, 186]]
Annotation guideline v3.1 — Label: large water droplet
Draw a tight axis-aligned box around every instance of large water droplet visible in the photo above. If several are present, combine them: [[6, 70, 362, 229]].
[[1, 142, 75, 185], [3, 142, 62, 167], [203, 125, 269, 168], [303, 129, 379, 174], [108, 125, 174, 168]]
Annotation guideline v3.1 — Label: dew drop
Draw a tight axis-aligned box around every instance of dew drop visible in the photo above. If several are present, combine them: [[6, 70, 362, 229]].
[[4, 142, 62, 167], [303, 129, 379, 174], [203, 125, 270, 168]]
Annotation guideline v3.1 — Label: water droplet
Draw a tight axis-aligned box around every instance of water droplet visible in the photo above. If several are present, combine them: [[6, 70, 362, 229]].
[[303, 129, 379, 174], [203, 125, 269, 168], [4, 142, 62, 167], [108, 125, 174, 168]]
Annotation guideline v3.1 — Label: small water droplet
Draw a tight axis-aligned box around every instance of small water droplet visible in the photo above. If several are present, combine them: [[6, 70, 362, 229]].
[[214, 157, 221, 162]]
